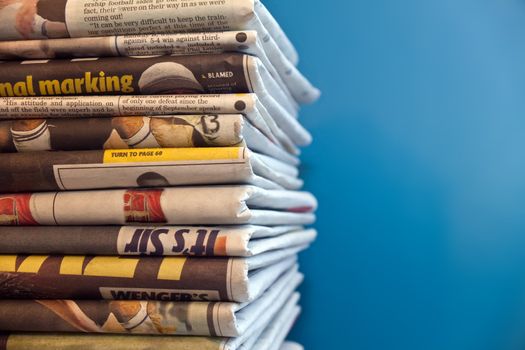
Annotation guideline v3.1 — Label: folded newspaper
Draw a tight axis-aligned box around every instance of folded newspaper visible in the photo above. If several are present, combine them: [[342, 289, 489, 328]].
[[0, 293, 300, 350], [0, 147, 302, 192], [0, 246, 303, 302], [0, 53, 301, 122], [0, 225, 316, 257], [230, 294, 300, 350], [0, 31, 320, 104], [0, 94, 310, 149], [0, 266, 301, 336], [0, 0, 299, 63], [0, 185, 317, 226], [0, 31, 320, 103], [0, 115, 300, 165], [238, 300, 300, 350]]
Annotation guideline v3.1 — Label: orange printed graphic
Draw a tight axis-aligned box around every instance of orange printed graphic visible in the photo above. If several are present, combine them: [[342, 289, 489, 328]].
[[124, 189, 166, 223], [0, 194, 37, 225]]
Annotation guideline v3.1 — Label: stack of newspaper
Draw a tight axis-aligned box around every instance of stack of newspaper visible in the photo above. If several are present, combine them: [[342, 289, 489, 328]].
[[0, 1, 318, 349]]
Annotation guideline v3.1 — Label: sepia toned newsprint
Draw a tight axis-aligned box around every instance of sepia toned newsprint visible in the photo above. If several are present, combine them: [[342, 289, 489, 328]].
[[0, 115, 300, 165], [0, 0, 298, 63], [0, 94, 311, 148]]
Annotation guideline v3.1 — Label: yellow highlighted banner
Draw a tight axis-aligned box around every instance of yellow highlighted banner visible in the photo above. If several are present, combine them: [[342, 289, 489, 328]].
[[103, 147, 245, 164], [83, 257, 140, 279], [59, 256, 86, 275], [0, 255, 17, 272], [17, 256, 49, 273], [157, 257, 187, 281]]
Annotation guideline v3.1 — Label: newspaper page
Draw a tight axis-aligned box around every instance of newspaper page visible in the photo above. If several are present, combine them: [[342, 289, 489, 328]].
[[238, 298, 300, 350], [0, 31, 267, 59], [0, 334, 227, 350], [0, 115, 300, 166], [252, 0, 319, 102], [0, 0, 298, 62], [226, 293, 301, 350], [252, 0, 297, 66], [0, 115, 246, 151], [0, 53, 299, 117], [250, 307, 300, 350], [0, 266, 301, 336], [0, 31, 320, 104], [0, 94, 311, 149], [0, 0, 253, 41], [0, 94, 256, 117], [0, 186, 317, 226], [0, 246, 300, 302], [0, 291, 301, 350], [0, 147, 303, 192], [0, 225, 316, 257]]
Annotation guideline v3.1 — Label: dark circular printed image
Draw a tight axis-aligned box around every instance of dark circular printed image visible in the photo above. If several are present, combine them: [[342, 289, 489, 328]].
[[136, 172, 170, 188], [236, 32, 248, 43], [234, 101, 247, 111]]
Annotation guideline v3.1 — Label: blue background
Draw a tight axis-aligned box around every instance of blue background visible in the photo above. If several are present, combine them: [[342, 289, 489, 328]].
[[266, 1, 525, 349]]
